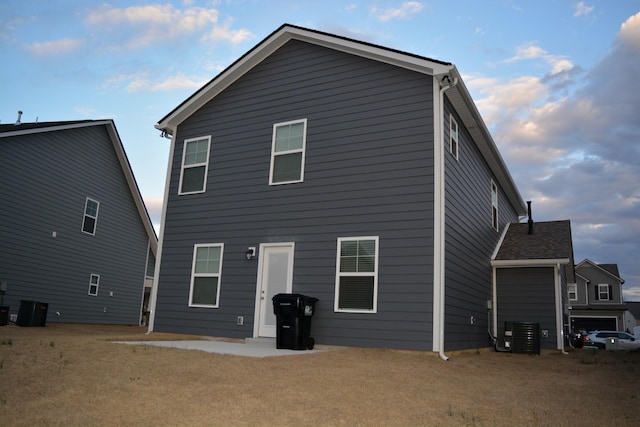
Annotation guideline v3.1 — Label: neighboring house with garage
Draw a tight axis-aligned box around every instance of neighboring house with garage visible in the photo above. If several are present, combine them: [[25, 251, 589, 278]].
[[569, 259, 627, 332], [491, 216, 575, 351], [148, 24, 528, 353], [0, 118, 157, 325]]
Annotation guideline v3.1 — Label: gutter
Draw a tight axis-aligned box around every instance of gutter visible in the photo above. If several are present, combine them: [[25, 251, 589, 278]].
[[434, 72, 458, 361]]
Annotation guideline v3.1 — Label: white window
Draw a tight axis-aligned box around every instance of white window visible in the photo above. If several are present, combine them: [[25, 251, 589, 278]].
[[82, 197, 99, 235], [449, 114, 459, 160], [179, 136, 211, 194], [491, 180, 499, 231], [568, 283, 577, 301], [269, 119, 307, 185], [189, 244, 224, 308], [335, 237, 379, 313], [88, 274, 100, 296], [597, 284, 610, 301]]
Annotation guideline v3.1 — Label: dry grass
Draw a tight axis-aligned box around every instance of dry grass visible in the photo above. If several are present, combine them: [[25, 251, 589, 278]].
[[1, 324, 638, 426]]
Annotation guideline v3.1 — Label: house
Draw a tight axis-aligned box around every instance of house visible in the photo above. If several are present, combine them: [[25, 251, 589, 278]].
[[0, 118, 157, 325], [569, 259, 627, 332], [491, 215, 575, 351], [148, 24, 528, 353]]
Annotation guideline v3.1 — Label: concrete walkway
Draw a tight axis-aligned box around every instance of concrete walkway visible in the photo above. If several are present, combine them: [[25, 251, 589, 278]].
[[115, 337, 334, 358]]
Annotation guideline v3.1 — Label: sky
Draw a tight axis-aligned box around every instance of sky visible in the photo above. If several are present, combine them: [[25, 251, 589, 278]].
[[1, 1, 639, 300]]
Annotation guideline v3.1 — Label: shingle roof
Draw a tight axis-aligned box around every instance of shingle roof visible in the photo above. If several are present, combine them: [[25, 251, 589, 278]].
[[494, 220, 573, 261], [599, 264, 621, 278]]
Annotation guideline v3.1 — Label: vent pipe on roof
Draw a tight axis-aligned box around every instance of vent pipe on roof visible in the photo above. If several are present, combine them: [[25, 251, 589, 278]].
[[15, 111, 23, 125], [527, 201, 534, 235]]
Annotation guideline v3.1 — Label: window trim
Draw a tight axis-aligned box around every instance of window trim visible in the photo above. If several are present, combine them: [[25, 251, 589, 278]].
[[188, 243, 224, 308], [269, 118, 307, 185], [81, 197, 100, 235], [88, 273, 100, 296], [334, 236, 379, 313], [597, 283, 610, 301], [491, 180, 499, 231], [568, 283, 577, 301], [178, 136, 211, 195], [449, 114, 459, 160]]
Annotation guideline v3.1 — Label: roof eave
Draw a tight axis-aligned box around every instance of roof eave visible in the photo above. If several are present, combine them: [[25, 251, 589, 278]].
[[491, 258, 571, 267]]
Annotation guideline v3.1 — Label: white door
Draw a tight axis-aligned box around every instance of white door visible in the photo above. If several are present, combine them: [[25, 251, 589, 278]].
[[255, 243, 294, 337]]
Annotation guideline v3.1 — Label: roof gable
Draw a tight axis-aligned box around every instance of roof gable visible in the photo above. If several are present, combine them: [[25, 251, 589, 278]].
[[0, 120, 157, 255], [575, 259, 624, 284], [156, 23, 525, 216], [155, 24, 452, 133]]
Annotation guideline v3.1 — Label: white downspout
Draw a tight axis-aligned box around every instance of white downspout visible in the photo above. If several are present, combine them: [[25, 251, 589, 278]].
[[555, 262, 568, 354], [434, 74, 458, 361], [147, 131, 175, 333]]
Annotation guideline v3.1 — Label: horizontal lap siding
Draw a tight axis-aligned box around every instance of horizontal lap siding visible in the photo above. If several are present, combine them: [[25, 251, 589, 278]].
[[496, 267, 557, 349], [0, 126, 149, 324], [443, 101, 520, 350], [155, 40, 435, 349]]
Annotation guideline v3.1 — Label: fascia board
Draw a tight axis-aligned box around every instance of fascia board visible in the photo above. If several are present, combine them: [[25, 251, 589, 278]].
[[491, 258, 570, 267], [446, 68, 526, 216], [104, 121, 159, 255]]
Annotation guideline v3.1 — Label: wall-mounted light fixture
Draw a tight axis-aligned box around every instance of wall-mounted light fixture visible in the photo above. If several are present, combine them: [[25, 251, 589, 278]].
[[245, 247, 256, 260]]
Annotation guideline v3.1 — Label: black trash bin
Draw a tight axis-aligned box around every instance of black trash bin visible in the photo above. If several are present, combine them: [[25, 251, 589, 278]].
[[17, 300, 49, 327], [0, 305, 9, 326], [272, 293, 318, 350]]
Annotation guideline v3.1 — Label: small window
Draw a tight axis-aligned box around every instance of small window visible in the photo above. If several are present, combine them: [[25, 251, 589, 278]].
[[88, 274, 100, 296], [335, 237, 379, 313], [179, 136, 211, 194], [269, 119, 307, 185], [82, 198, 100, 235], [189, 244, 224, 308], [449, 114, 459, 160], [597, 284, 610, 301], [568, 284, 577, 301], [491, 180, 499, 231]]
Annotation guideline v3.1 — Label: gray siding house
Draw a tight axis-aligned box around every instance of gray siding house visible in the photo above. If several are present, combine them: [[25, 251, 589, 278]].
[[149, 24, 526, 353], [492, 219, 575, 350], [0, 119, 157, 325], [570, 259, 627, 332]]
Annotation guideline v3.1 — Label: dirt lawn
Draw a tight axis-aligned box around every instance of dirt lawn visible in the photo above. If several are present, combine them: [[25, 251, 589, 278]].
[[0, 324, 638, 426]]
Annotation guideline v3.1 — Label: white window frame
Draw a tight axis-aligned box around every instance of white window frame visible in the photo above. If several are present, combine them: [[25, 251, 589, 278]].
[[449, 114, 459, 160], [179, 136, 211, 195], [568, 283, 577, 301], [334, 236, 379, 313], [491, 180, 499, 231], [598, 284, 610, 301], [88, 274, 100, 296], [188, 243, 224, 308], [82, 197, 100, 235], [269, 118, 307, 185]]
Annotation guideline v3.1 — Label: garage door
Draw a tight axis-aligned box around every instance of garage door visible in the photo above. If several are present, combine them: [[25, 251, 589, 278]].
[[571, 317, 617, 332]]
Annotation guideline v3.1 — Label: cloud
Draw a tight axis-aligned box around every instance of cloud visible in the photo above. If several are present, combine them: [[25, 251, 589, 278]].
[[144, 197, 164, 226], [371, 2, 423, 22], [503, 44, 575, 75], [85, 4, 252, 49], [201, 22, 253, 44], [573, 2, 594, 17], [471, 12, 640, 299], [128, 73, 208, 92], [103, 71, 207, 92], [25, 37, 83, 56]]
